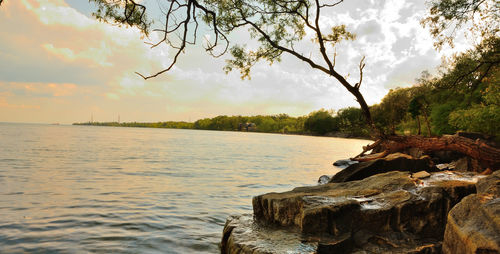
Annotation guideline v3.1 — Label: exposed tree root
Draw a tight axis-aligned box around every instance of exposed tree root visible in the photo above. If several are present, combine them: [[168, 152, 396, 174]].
[[352, 151, 388, 162], [355, 133, 500, 170]]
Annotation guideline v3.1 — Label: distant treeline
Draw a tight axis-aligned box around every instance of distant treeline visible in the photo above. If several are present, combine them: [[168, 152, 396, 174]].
[[74, 38, 499, 139], [72, 108, 370, 137], [74, 121, 195, 129]]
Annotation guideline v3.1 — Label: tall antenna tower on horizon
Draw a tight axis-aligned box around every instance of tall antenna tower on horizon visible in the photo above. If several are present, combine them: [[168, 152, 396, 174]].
[[91, 113, 93, 123]]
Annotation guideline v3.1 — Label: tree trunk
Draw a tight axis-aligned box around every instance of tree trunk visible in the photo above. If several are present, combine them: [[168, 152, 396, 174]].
[[347, 87, 380, 136], [416, 116, 421, 135], [376, 134, 500, 169], [423, 111, 432, 137]]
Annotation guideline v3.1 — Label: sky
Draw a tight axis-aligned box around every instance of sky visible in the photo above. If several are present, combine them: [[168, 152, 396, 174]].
[[0, 0, 471, 124]]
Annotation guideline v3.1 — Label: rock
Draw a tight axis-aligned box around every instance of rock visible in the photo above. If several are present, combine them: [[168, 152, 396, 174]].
[[333, 159, 358, 168], [220, 214, 317, 254], [443, 171, 500, 254], [452, 156, 483, 172], [430, 150, 464, 164], [412, 171, 430, 179], [222, 171, 483, 253], [476, 170, 500, 195], [437, 163, 453, 170], [454, 157, 470, 171], [317, 175, 331, 185], [330, 152, 437, 183], [406, 147, 425, 158]]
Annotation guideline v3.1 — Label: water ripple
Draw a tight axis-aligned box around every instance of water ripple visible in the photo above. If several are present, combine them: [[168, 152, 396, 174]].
[[0, 123, 369, 253]]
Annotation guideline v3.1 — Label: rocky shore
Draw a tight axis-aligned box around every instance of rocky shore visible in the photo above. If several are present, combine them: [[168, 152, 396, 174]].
[[220, 145, 500, 253]]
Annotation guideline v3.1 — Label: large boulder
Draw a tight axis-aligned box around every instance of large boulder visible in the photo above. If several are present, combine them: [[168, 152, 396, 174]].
[[222, 171, 483, 253], [442, 171, 500, 254], [330, 153, 438, 183]]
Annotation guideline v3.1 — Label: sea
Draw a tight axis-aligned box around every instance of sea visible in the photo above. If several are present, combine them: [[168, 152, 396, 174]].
[[0, 122, 370, 253]]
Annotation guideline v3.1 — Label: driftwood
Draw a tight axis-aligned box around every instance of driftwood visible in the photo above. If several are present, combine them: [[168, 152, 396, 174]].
[[356, 134, 500, 169]]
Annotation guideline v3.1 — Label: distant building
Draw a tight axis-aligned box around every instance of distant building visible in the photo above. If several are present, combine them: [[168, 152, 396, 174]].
[[238, 122, 257, 131]]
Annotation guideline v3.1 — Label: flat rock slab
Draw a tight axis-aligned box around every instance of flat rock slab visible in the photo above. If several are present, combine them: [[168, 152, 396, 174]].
[[222, 171, 485, 254]]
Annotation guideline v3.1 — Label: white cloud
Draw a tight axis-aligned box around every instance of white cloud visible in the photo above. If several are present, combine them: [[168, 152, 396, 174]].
[[0, 0, 476, 124]]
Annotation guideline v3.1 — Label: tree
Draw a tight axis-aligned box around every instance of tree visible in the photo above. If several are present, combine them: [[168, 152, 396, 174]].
[[409, 75, 434, 136], [422, 0, 499, 49], [337, 107, 368, 137], [449, 78, 500, 137], [376, 88, 412, 134], [91, 0, 378, 135], [304, 109, 338, 135], [408, 97, 422, 135], [85, 1, 499, 167]]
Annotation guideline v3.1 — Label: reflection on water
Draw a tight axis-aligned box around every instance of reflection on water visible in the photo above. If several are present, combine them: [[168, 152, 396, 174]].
[[0, 123, 369, 253]]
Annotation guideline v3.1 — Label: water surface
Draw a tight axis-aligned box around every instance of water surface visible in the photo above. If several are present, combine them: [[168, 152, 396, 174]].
[[0, 123, 369, 253]]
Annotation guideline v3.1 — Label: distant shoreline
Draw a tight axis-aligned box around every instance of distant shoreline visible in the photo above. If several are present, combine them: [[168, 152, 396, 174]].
[[72, 122, 373, 140]]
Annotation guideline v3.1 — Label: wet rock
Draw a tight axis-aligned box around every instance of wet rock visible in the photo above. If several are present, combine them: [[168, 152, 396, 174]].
[[333, 159, 358, 168], [317, 175, 331, 185], [443, 171, 500, 254], [437, 163, 453, 170], [412, 171, 431, 179], [330, 152, 437, 183], [254, 171, 478, 236], [220, 214, 317, 254], [222, 171, 483, 253]]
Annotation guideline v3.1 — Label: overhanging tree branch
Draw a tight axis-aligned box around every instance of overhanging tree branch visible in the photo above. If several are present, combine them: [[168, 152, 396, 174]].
[[91, 0, 380, 135]]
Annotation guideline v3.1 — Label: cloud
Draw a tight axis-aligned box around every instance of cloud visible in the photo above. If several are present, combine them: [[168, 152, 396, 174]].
[[0, 0, 475, 124], [0, 82, 79, 97], [42, 43, 113, 67], [0, 92, 40, 109]]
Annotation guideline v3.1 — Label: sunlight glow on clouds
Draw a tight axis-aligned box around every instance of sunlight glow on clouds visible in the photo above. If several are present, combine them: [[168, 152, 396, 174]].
[[0, 0, 471, 124]]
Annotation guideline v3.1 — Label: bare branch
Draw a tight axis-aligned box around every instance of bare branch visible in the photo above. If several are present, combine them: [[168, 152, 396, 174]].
[[319, 0, 344, 8], [332, 47, 337, 68], [355, 56, 366, 89]]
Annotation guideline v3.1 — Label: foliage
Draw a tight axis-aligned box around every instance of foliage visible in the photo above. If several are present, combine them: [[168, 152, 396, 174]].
[[377, 88, 412, 134], [448, 79, 500, 136], [369, 36, 499, 137], [73, 1, 499, 138], [430, 102, 459, 135], [90, 0, 376, 133], [422, 0, 499, 49], [336, 107, 370, 137], [408, 97, 423, 119], [303, 109, 338, 135], [91, 0, 152, 35], [74, 107, 374, 137]]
